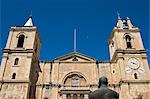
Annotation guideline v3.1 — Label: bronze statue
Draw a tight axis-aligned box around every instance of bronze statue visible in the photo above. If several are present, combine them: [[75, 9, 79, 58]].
[[89, 76, 119, 99]]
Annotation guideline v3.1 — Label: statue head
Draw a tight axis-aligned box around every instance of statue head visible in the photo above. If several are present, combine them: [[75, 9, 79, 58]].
[[98, 76, 108, 88]]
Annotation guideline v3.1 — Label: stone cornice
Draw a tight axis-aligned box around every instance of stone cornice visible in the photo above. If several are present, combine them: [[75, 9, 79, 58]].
[[116, 49, 146, 54], [108, 83, 120, 87], [119, 80, 150, 84], [39, 60, 110, 64], [3, 48, 34, 53], [10, 26, 37, 31], [110, 49, 147, 62], [112, 28, 140, 33], [54, 61, 97, 64], [59, 89, 91, 94], [36, 83, 98, 88], [0, 80, 30, 83]]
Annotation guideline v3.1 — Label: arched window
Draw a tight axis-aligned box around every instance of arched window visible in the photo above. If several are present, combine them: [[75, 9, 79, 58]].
[[14, 58, 19, 65], [12, 73, 16, 79], [134, 73, 138, 79], [112, 70, 115, 74], [125, 35, 132, 48], [17, 35, 25, 48]]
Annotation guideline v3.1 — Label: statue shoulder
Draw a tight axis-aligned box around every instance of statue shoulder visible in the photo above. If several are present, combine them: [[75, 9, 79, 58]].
[[88, 92, 94, 99], [88, 89, 100, 98], [105, 89, 119, 98]]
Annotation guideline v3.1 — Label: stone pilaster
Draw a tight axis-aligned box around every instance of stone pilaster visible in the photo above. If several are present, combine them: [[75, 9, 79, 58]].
[[62, 94, 67, 99], [84, 94, 89, 99]]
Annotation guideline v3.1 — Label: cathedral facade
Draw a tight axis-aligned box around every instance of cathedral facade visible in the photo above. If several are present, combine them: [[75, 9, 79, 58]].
[[0, 16, 150, 99]]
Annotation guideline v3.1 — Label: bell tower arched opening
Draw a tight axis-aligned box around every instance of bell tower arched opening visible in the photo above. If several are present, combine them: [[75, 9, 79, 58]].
[[17, 35, 25, 48], [125, 35, 132, 48]]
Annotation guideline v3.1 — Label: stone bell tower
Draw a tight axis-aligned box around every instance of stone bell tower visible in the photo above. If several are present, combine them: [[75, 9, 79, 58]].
[[0, 16, 41, 99], [109, 15, 150, 98]]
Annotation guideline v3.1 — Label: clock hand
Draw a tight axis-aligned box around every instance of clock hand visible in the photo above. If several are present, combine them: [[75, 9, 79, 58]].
[[131, 62, 136, 64], [131, 62, 138, 66]]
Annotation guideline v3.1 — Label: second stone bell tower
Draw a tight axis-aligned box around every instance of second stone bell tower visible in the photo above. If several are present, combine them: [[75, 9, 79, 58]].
[[109, 16, 150, 98], [0, 16, 41, 99], [109, 16, 150, 80]]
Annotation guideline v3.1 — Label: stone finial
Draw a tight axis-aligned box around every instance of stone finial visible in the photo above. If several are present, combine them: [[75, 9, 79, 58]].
[[126, 17, 133, 29], [116, 16, 123, 28]]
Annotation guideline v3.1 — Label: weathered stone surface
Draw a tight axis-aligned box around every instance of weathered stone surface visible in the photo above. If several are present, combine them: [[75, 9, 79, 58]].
[[0, 16, 150, 99]]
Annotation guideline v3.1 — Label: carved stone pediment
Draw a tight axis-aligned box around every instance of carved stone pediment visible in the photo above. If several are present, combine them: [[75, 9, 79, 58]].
[[53, 52, 97, 63]]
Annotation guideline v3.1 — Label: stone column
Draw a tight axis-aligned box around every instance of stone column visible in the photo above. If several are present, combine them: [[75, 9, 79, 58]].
[[77, 94, 80, 99], [62, 94, 67, 99], [71, 94, 73, 99], [84, 94, 89, 99]]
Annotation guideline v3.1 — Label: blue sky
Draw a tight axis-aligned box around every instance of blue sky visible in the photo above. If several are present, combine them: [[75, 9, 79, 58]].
[[0, 0, 149, 63]]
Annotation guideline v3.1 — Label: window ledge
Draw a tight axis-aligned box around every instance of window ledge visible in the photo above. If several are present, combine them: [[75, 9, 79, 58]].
[[15, 47, 25, 49], [126, 48, 136, 50], [12, 65, 20, 67]]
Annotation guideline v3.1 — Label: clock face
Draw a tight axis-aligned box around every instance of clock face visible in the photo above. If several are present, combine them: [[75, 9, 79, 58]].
[[128, 58, 140, 69]]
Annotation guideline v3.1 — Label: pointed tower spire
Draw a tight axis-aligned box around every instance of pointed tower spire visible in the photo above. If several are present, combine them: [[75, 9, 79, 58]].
[[24, 15, 34, 26], [117, 11, 121, 20], [126, 17, 133, 29], [73, 29, 77, 52], [116, 12, 123, 28]]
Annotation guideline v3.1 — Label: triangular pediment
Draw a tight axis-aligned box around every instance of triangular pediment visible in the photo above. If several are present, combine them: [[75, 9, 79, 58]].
[[53, 52, 97, 62]]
